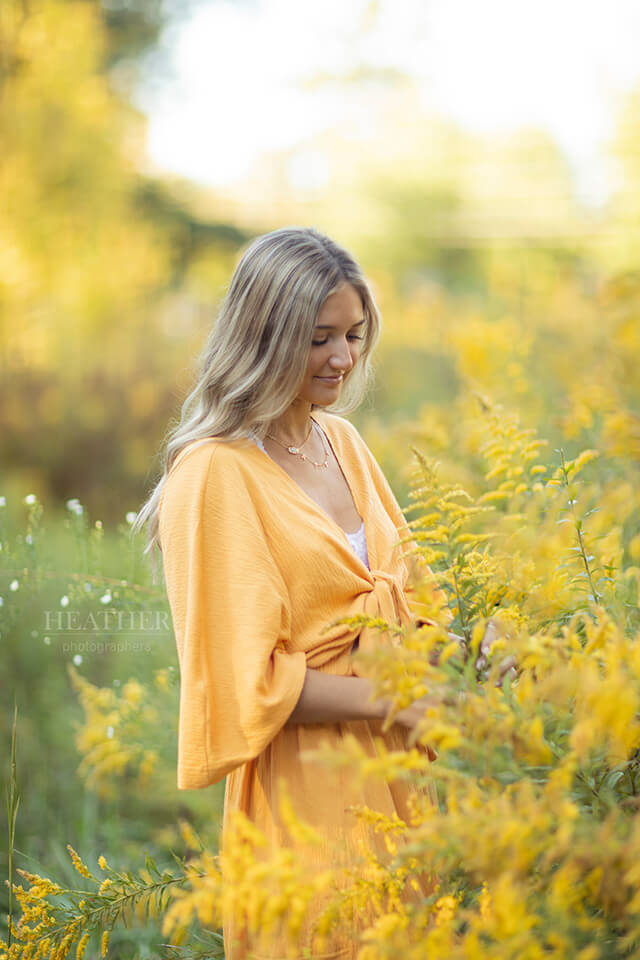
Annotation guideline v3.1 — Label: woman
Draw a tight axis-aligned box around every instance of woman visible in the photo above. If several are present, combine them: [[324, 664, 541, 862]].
[[134, 227, 458, 959]]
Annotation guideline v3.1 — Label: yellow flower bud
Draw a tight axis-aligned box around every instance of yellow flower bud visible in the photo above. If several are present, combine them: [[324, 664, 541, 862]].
[[75, 932, 89, 960], [66, 847, 92, 880]]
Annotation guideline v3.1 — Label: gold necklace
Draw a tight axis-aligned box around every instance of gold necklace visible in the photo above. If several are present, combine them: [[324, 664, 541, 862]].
[[265, 419, 329, 469]]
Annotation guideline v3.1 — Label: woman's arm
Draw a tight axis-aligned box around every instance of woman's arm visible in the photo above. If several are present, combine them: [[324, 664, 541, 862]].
[[285, 620, 515, 731], [285, 669, 388, 725], [284, 669, 447, 731]]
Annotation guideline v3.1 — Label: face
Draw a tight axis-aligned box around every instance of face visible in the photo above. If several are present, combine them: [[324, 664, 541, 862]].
[[297, 283, 366, 405]]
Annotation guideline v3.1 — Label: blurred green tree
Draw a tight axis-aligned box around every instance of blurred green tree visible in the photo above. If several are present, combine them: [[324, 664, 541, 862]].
[[0, 0, 249, 521]]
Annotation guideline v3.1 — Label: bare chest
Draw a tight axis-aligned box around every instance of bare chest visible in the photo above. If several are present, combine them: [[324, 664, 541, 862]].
[[267, 448, 362, 535]]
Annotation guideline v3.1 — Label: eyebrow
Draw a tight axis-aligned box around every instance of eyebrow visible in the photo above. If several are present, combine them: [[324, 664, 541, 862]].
[[314, 318, 366, 330]]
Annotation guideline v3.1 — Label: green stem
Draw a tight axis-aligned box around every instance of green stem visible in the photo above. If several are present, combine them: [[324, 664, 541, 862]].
[[20, 873, 199, 951], [451, 563, 470, 652], [558, 449, 600, 606], [6, 700, 19, 949]]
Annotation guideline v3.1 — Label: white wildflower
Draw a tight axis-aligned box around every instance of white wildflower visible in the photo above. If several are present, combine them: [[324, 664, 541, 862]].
[[24, 494, 36, 505], [73, 654, 83, 666], [60, 595, 69, 607], [100, 591, 112, 605], [9, 579, 19, 592]]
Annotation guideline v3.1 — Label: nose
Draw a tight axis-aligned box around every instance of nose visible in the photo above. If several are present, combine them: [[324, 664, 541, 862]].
[[328, 338, 354, 374]]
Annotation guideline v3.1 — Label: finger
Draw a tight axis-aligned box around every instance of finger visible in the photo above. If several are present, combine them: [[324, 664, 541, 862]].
[[495, 660, 517, 688], [407, 725, 420, 748], [497, 655, 517, 676], [480, 633, 495, 657]]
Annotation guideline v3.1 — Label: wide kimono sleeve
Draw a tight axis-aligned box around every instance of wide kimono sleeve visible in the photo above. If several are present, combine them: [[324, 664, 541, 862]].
[[158, 441, 308, 789]]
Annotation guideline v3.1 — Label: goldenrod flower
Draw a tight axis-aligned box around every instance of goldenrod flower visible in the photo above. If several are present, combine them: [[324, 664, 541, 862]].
[[75, 932, 89, 960], [65, 847, 93, 881]]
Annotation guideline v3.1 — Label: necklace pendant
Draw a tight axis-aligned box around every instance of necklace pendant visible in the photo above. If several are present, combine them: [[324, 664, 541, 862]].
[[288, 446, 299, 454]]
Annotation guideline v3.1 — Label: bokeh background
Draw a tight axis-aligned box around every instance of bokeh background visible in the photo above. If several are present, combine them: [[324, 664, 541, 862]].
[[2, 0, 640, 954], [2, 0, 640, 520]]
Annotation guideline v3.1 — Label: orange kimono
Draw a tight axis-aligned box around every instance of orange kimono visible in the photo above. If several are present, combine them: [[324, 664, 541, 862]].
[[158, 410, 452, 959]]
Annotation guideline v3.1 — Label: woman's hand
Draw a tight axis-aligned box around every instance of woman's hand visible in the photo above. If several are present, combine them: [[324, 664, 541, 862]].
[[389, 619, 517, 747], [387, 685, 462, 749], [391, 687, 451, 730], [474, 618, 517, 685], [421, 617, 516, 685]]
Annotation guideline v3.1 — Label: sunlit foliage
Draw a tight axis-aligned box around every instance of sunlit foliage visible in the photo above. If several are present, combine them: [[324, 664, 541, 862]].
[[3, 387, 640, 958], [4, 2, 640, 957]]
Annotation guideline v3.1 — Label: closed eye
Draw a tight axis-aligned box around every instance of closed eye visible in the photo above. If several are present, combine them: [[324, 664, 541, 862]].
[[312, 334, 363, 346]]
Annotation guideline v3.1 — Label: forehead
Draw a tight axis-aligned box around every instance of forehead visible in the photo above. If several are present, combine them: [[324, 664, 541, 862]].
[[315, 284, 365, 328]]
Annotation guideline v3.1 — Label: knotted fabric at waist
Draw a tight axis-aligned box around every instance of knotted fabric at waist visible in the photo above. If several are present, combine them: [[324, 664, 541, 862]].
[[360, 567, 412, 639], [304, 567, 412, 672]]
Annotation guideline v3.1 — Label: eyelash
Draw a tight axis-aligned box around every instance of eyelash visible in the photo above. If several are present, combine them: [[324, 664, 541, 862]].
[[311, 335, 363, 346]]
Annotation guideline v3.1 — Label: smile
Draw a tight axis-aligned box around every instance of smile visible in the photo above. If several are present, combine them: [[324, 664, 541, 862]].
[[315, 375, 343, 384]]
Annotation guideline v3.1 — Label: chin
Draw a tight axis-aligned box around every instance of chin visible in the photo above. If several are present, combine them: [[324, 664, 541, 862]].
[[311, 384, 343, 402], [299, 374, 349, 406]]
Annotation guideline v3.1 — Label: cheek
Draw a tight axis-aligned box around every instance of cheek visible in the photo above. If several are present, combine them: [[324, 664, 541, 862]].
[[306, 348, 326, 374], [350, 341, 364, 363]]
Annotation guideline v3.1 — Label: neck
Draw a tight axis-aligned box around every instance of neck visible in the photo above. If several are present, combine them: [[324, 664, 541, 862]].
[[268, 399, 316, 444]]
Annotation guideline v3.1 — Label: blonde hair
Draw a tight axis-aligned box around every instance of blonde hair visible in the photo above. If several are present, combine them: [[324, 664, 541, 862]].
[[131, 226, 381, 580]]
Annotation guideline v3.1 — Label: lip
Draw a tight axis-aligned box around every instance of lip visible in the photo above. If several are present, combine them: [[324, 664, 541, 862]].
[[314, 375, 343, 384]]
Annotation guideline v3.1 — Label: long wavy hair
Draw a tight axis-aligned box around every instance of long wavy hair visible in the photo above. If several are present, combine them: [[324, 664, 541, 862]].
[[131, 226, 382, 580]]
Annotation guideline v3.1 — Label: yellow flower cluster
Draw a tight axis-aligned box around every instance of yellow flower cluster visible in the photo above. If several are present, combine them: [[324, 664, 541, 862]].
[[2, 842, 182, 960], [67, 665, 165, 797], [6, 380, 640, 959], [162, 789, 336, 957], [66, 846, 94, 881]]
